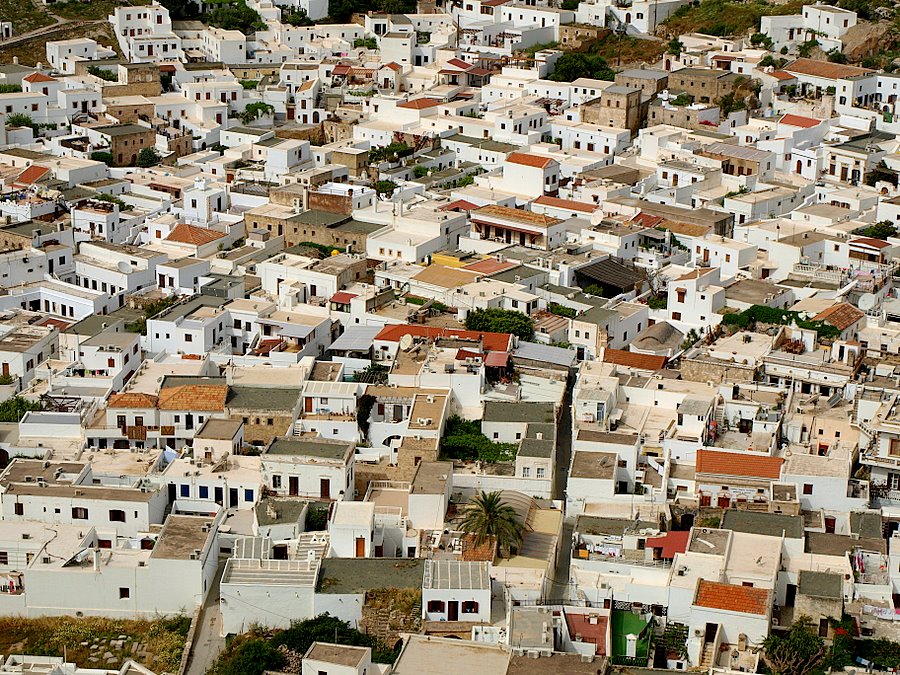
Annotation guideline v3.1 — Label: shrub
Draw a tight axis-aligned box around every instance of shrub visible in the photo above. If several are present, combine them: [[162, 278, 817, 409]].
[[440, 416, 518, 462], [0, 397, 41, 423], [465, 308, 534, 340]]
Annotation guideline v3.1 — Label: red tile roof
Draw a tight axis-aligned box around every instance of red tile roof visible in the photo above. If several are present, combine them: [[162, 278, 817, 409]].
[[564, 612, 608, 655], [484, 350, 509, 367], [533, 195, 597, 213], [439, 199, 479, 212], [166, 223, 225, 246], [158, 385, 228, 411], [769, 70, 797, 81], [374, 324, 513, 353], [695, 449, 783, 479], [601, 348, 667, 371], [646, 531, 690, 559], [397, 97, 442, 110], [813, 302, 864, 331], [784, 57, 871, 81], [694, 580, 771, 616], [505, 152, 555, 169], [383, 62, 402, 72], [108, 392, 159, 409], [23, 73, 56, 83], [330, 291, 358, 304], [850, 237, 891, 249], [446, 58, 472, 70], [15, 165, 50, 185], [779, 113, 822, 129]]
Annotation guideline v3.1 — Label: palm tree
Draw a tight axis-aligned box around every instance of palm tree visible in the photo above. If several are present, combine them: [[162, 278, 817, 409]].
[[459, 490, 525, 559]]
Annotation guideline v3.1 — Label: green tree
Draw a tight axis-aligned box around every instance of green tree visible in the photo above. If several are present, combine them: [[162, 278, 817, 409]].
[[548, 53, 615, 82], [90, 151, 114, 166], [860, 220, 898, 239], [413, 165, 429, 178], [212, 637, 285, 675], [864, 160, 898, 187], [272, 615, 397, 663], [0, 397, 42, 423], [459, 490, 526, 558], [761, 617, 826, 675], [749, 32, 772, 49], [240, 101, 274, 124], [375, 180, 397, 195], [667, 37, 683, 56], [206, 0, 264, 34], [282, 6, 313, 24], [464, 308, 534, 339], [137, 148, 161, 168], [827, 48, 847, 64], [5, 113, 33, 129]]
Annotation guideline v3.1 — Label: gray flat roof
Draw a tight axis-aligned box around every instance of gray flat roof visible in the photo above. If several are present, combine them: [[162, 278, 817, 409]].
[[317, 558, 424, 594], [423, 559, 491, 590], [483, 401, 556, 424], [798, 570, 842, 599], [266, 437, 352, 460], [227, 386, 300, 411], [721, 510, 804, 539]]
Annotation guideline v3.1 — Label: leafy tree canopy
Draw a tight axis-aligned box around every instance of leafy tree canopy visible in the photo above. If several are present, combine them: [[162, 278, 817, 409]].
[[464, 308, 534, 340], [548, 53, 615, 82]]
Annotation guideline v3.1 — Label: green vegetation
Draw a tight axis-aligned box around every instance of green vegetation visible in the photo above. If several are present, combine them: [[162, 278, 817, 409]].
[[413, 165, 430, 178], [440, 416, 518, 463], [681, 328, 701, 351], [0, 615, 189, 673], [405, 296, 449, 311], [239, 101, 274, 125], [0, 0, 54, 34], [667, 37, 683, 56], [856, 638, 900, 669], [662, 0, 804, 37], [205, 0, 265, 34], [95, 193, 134, 211], [647, 295, 667, 310], [459, 490, 525, 558], [352, 364, 389, 385], [125, 297, 180, 335], [465, 308, 534, 340], [327, 0, 415, 22], [91, 151, 114, 166], [549, 52, 615, 82], [548, 302, 577, 319], [797, 39, 819, 58], [762, 617, 826, 675], [718, 91, 747, 115], [0, 85, 22, 94], [354, 37, 378, 49], [136, 148, 161, 168], [375, 180, 398, 195], [210, 615, 398, 675], [521, 40, 560, 57], [53, 0, 151, 20], [368, 141, 411, 164], [561, 0, 578, 9], [305, 505, 329, 530], [859, 220, 898, 240], [720, 304, 842, 339], [0, 397, 41, 422], [296, 241, 345, 256], [671, 93, 693, 106], [87, 66, 118, 82], [749, 32, 773, 49], [239, 80, 259, 90], [827, 48, 848, 64], [5, 113, 33, 129], [759, 54, 787, 69], [281, 7, 313, 25]]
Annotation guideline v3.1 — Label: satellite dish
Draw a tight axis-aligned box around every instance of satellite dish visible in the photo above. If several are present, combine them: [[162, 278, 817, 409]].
[[858, 293, 877, 312], [118, 261, 131, 273], [399, 334, 413, 351]]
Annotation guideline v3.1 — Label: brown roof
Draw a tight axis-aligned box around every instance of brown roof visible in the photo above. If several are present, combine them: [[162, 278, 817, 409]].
[[694, 580, 771, 615], [158, 385, 228, 411], [472, 204, 562, 228], [770, 70, 797, 81], [461, 533, 495, 562], [397, 97, 442, 110], [784, 57, 871, 81], [663, 221, 711, 238], [813, 303, 864, 331], [412, 264, 481, 289], [506, 152, 555, 169], [24, 73, 56, 83], [601, 348, 667, 371], [779, 113, 822, 129], [166, 223, 225, 246], [108, 392, 159, 409], [695, 449, 783, 479], [533, 195, 597, 213], [850, 237, 891, 249]]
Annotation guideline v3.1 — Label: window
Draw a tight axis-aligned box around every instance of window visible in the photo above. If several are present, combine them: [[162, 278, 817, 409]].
[[119, 587, 130, 599], [0, 552, 7, 565], [672, 312, 681, 320], [462, 601, 479, 613], [803, 484, 813, 495], [536, 467, 545, 479], [427, 600, 445, 613], [523, 467, 531, 477], [109, 509, 126, 522], [273, 475, 282, 489], [676, 289, 686, 303], [14, 503, 23, 516], [180, 484, 190, 497], [244, 489, 254, 502], [72, 507, 88, 520], [199, 486, 209, 499]]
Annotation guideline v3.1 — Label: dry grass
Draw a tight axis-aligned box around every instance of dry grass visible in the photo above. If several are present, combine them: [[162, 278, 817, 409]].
[[0, 21, 120, 66], [0, 0, 55, 34], [0, 615, 191, 673], [592, 34, 667, 66]]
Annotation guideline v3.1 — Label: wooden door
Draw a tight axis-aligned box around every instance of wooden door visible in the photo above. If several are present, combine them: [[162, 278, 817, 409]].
[[320, 478, 331, 500], [355, 537, 365, 557]]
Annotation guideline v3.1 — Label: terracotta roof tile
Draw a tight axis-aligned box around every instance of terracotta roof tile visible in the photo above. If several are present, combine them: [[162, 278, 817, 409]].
[[505, 152, 555, 169], [694, 580, 771, 616], [769, 70, 797, 81], [166, 223, 225, 246], [158, 384, 228, 411], [850, 237, 891, 249], [397, 97, 442, 110], [461, 533, 495, 562], [462, 257, 518, 274], [23, 73, 56, 83], [108, 392, 158, 409], [374, 324, 513, 353], [646, 531, 690, 558], [695, 449, 783, 480], [813, 302, 864, 331], [779, 113, 822, 129], [602, 348, 667, 371], [14, 165, 50, 185], [784, 57, 871, 81], [533, 195, 597, 213]]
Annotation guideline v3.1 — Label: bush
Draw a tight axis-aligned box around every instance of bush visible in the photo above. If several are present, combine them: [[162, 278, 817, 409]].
[[354, 37, 378, 49], [375, 180, 397, 195], [465, 308, 534, 340], [860, 221, 898, 239], [305, 505, 329, 531], [90, 151, 114, 166], [0, 397, 41, 423], [87, 65, 118, 81], [440, 416, 518, 463], [549, 52, 615, 82], [413, 165, 429, 178], [720, 304, 841, 339], [205, 0, 264, 34], [211, 637, 285, 675], [0, 84, 22, 93], [136, 148, 161, 168], [548, 302, 577, 319], [5, 113, 33, 129], [272, 615, 398, 664]]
